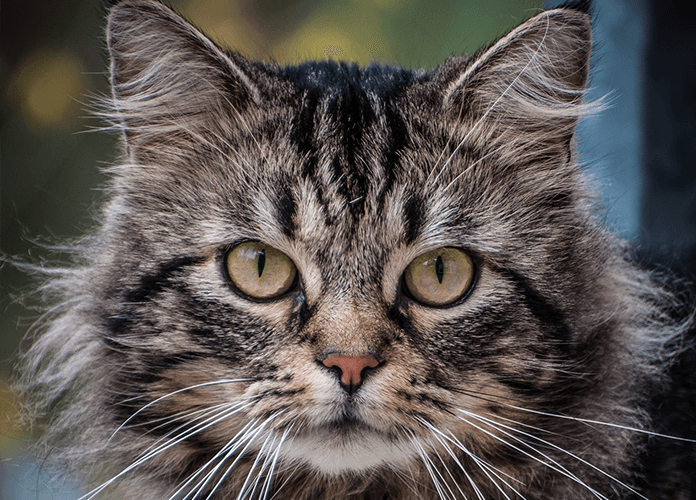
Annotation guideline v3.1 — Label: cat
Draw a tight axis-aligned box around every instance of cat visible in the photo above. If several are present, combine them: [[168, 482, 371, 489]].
[[16, 0, 696, 499]]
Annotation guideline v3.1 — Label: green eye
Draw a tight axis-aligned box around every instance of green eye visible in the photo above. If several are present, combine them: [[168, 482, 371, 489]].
[[403, 248, 474, 306], [225, 242, 297, 299]]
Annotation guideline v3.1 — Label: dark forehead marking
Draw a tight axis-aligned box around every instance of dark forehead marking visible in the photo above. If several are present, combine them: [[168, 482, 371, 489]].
[[283, 61, 415, 97], [283, 61, 417, 213]]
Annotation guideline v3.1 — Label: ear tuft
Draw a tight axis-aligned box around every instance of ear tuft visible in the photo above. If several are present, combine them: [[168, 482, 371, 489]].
[[441, 8, 595, 129], [106, 0, 261, 152]]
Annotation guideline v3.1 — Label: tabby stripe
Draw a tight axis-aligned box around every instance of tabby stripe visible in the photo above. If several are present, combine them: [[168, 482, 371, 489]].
[[126, 256, 206, 303], [379, 97, 409, 195], [403, 195, 425, 245], [109, 351, 209, 422], [274, 185, 297, 238], [501, 268, 574, 348], [105, 256, 207, 337], [290, 88, 320, 179]]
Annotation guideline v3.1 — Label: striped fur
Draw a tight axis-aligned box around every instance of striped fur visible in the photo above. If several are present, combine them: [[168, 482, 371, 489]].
[[17, 1, 693, 499]]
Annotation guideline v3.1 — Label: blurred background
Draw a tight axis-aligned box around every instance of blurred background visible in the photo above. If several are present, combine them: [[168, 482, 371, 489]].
[[1, 0, 694, 498]]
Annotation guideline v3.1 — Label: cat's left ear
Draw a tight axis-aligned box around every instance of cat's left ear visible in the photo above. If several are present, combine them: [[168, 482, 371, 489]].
[[436, 7, 593, 145], [106, 0, 265, 158]]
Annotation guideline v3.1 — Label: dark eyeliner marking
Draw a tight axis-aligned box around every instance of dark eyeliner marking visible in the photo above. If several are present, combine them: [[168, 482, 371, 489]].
[[257, 249, 266, 277], [436, 255, 444, 284]]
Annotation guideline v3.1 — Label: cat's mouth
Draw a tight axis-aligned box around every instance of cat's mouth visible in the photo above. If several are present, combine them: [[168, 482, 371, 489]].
[[322, 414, 372, 432], [281, 415, 416, 475]]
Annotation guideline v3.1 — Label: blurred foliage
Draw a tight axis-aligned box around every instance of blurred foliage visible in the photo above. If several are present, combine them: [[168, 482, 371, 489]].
[[0, 0, 540, 457]]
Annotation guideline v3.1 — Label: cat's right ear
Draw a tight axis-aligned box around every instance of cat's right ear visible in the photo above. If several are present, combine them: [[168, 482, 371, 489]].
[[432, 7, 595, 150], [106, 0, 262, 159]]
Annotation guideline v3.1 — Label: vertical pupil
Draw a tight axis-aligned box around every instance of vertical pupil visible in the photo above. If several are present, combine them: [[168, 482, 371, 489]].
[[257, 249, 266, 277], [435, 255, 444, 284]]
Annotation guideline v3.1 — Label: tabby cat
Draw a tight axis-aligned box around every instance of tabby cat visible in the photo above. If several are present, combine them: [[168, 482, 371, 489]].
[[18, 0, 695, 499]]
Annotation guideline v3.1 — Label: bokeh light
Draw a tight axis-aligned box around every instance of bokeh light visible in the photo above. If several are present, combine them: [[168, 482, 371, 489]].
[[8, 49, 84, 131]]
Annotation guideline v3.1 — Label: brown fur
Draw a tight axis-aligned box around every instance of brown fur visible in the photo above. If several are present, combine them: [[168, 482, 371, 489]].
[[17, 1, 692, 499]]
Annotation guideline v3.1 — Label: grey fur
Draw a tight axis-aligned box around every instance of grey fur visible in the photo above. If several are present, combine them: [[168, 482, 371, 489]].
[[17, 1, 693, 499]]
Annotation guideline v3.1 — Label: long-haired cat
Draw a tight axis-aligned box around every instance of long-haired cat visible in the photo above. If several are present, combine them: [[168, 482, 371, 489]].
[[17, 0, 695, 499]]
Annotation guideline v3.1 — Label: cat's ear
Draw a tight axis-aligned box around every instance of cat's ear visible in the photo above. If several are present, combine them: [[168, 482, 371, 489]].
[[437, 7, 593, 144], [106, 0, 262, 157]]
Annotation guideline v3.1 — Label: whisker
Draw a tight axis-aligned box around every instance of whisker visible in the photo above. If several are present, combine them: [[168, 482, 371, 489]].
[[448, 436, 527, 500], [148, 401, 255, 464], [409, 431, 456, 500], [495, 404, 696, 443], [487, 412, 573, 442], [266, 458, 299, 500], [170, 419, 260, 500], [475, 411, 648, 500], [414, 417, 485, 500], [386, 457, 426, 500], [192, 419, 270, 500], [264, 424, 309, 500], [429, 95, 468, 181], [259, 425, 293, 500], [204, 412, 285, 500], [109, 378, 256, 442], [427, 14, 552, 190], [138, 402, 239, 457], [188, 425, 263, 500], [448, 386, 533, 405], [154, 404, 259, 469], [125, 401, 231, 430], [83, 402, 255, 500], [439, 147, 497, 197], [456, 412, 607, 500], [414, 415, 523, 500], [433, 433, 484, 500], [236, 430, 278, 499]]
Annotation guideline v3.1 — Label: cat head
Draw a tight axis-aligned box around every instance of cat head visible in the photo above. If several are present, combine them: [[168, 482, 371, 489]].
[[100, 0, 601, 472], [23, 1, 663, 498]]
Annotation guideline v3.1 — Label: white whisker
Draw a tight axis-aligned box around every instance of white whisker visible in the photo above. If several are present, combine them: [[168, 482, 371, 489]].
[[439, 147, 499, 196], [187, 426, 261, 500], [83, 402, 255, 500], [236, 430, 278, 500], [496, 404, 696, 443], [173, 420, 260, 500], [427, 15, 551, 190], [434, 433, 484, 500], [413, 417, 483, 500], [138, 402, 239, 458], [127, 401, 230, 430], [415, 415, 525, 500], [430, 97, 468, 182], [259, 425, 293, 500], [109, 378, 255, 442], [457, 411, 607, 500], [475, 411, 648, 500], [410, 431, 457, 500], [266, 458, 299, 500], [205, 412, 285, 500]]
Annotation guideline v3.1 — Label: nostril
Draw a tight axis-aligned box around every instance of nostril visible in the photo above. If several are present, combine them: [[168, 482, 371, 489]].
[[325, 363, 343, 381], [321, 354, 380, 394]]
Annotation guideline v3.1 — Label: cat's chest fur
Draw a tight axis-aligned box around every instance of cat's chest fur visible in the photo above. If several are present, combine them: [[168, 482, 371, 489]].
[[16, 1, 695, 499]]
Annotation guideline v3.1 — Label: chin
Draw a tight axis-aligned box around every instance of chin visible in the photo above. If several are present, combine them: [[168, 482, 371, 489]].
[[281, 422, 416, 476]]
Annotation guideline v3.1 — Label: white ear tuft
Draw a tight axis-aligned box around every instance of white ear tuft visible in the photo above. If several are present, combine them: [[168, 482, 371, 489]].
[[441, 8, 597, 128], [106, 0, 261, 150]]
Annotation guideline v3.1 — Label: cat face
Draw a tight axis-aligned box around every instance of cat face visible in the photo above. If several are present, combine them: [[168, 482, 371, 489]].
[[100, 0, 598, 480], [24, 1, 673, 499]]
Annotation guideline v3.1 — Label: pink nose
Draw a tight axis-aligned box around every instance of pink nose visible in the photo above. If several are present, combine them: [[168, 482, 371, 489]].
[[322, 354, 379, 392]]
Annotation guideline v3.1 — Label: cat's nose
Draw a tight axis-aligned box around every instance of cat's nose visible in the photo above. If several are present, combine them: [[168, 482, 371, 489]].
[[322, 354, 380, 394]]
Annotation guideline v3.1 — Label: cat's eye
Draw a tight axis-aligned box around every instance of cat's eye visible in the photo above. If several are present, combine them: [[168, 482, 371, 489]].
[[403, 248, 474, 306], [225, 242, 297, 300]]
